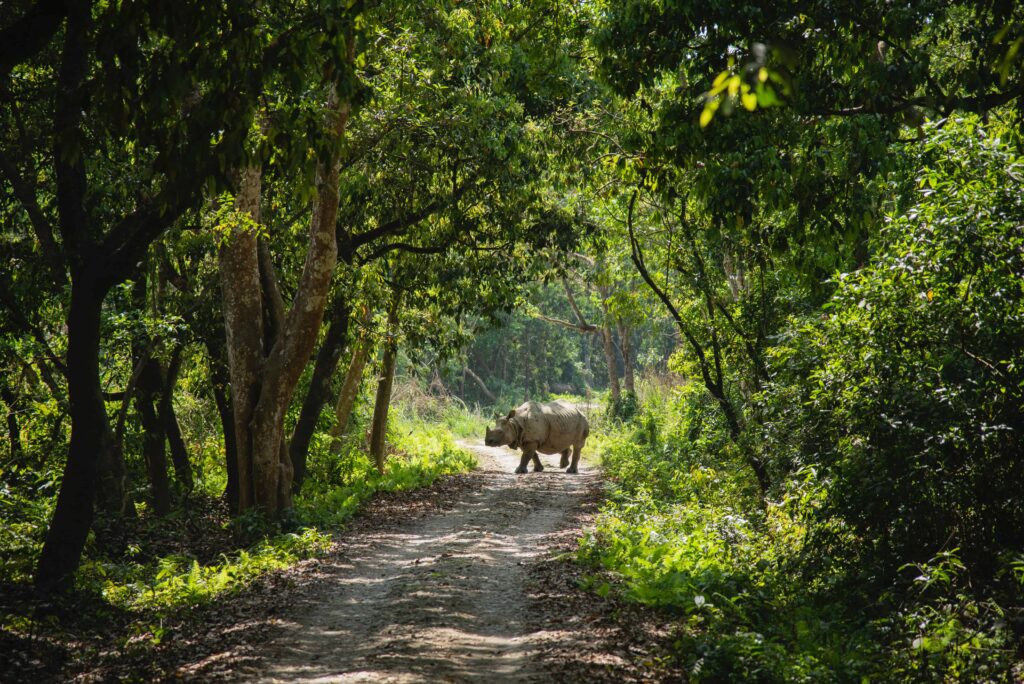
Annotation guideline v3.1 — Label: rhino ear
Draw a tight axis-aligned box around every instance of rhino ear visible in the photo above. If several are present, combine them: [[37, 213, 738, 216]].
[[506, 410, 515, 419], [493, 411, 502, 420]]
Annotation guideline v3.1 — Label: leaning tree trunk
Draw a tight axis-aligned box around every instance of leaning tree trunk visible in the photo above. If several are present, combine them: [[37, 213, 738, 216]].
[[368, 299, 400, 473], [159, 346, 192, 492], [289, 293, 351, 493], [36, 275, 113, 588], [464, 366, 495, 404], [131, 275, 172, 515], [205, 336, 239, 509], [329, 307, 375, 454]]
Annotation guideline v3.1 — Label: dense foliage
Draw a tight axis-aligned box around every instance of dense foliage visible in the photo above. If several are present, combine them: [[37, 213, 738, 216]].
[[574, 119, 1024, 681]]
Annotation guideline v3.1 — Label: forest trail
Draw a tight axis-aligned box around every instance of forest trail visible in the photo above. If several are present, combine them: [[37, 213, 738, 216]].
[[247, 442, 600, 683]]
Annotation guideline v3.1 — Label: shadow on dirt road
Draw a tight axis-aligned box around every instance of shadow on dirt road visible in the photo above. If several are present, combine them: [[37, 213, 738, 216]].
[[246, 442, 600, 683]]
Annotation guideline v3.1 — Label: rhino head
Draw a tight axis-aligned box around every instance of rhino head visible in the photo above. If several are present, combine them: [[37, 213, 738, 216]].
[[484, 410, 516, 447]]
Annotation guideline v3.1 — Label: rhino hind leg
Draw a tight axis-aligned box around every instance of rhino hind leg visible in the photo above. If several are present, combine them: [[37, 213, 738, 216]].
[[567, 443, 582, 474], [559, 449, 570, 468]]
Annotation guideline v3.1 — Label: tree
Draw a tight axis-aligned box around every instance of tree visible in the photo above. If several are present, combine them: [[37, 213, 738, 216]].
[[219, 16, 360, 514], [368, 294, 401, 472], [593, 1, 1024, 123], [0, 1, 290, 590], [774, 119, 1024, 586], [285, 0, 595, 479]]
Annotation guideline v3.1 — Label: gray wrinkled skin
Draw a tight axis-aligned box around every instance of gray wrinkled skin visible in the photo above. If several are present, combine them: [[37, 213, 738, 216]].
[[484, 400, 589, 474]]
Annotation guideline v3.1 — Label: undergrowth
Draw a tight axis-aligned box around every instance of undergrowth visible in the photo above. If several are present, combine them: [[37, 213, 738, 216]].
[[578, 380, 1024, 683], [1, 398, 476, 623]]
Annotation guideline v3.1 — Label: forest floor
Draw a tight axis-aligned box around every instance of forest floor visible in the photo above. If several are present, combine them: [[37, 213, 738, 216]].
[[4, 442, 683, 683]]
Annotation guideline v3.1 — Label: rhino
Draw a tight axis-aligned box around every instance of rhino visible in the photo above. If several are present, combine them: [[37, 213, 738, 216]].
[[484, 399, 589, 474]]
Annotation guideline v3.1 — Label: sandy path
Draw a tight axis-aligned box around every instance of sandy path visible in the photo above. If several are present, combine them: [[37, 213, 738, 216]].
[[249, 442, 599, 683]]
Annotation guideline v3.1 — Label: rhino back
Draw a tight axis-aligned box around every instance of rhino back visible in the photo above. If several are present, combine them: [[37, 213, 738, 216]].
[[514, 400, 587, 448]]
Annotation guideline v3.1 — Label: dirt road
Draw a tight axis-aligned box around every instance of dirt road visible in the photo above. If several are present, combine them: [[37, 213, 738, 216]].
[[247, 442, 600, 683]]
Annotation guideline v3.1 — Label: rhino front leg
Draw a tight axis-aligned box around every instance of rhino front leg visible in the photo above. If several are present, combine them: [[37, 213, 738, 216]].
[[559, 449, 570, 468], [567, 444, 582, 474], [515, 445, 535, 474], [532, 452, 544, 472]]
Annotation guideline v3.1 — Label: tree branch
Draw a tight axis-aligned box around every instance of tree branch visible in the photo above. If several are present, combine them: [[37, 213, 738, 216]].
[[346, 177, 480, 258], [0, 149, 64, 281], [464, 366, 495, 403], [532, 312, 599, 334], [561, 276, 592, 329], [357, 239, 451, 265], [803, 82, 1024, 118], [258, 237, 287, 343], [0, 0, 66, 80], [625, 190, 714, 387], [115, 341, 154, 442]]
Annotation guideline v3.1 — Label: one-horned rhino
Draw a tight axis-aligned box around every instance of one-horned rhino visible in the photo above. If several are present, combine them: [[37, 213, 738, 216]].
[[484, 400, 589, 474]]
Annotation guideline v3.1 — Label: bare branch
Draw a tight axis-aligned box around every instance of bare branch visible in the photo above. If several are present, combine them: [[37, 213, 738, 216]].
[[532, 312, 598, 334], [0, 150, 64, 281], [464, 367, 496, 403], [561, 276, 592, 329]]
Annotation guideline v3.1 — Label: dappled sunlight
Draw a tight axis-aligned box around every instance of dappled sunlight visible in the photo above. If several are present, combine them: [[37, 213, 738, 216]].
[[244, 443, 599, 683]]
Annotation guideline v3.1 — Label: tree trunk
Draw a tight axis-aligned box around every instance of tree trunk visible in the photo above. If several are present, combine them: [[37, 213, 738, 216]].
[[617, 321, 635, 395], [329, 308, 375, 453], [94, 437, 134, 518], [289, 293, 351, 493], [258, 237, 287, 349], [136, 357, 172, 516], [96, 270, 139, 519], [369, 299, 400, 473], [35, 276, 110, 589], [583, 333, 591, 379], [219, 164, 265, 513], [712, 381, 768, 494], [523, 354, 531, 402], [600, 322, 621, 404], [221, 70, 352, 514], [131, 275, 172, 515], [160, 345, 192, 492], [1, 382, 22, 465], [205, 336, 239, 509]]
